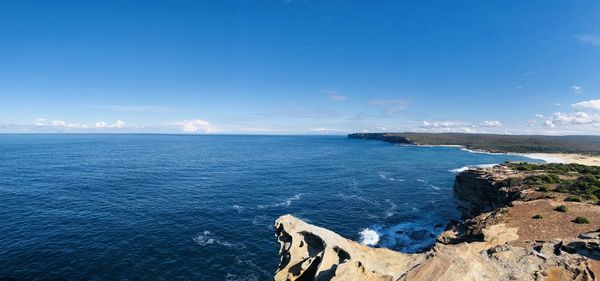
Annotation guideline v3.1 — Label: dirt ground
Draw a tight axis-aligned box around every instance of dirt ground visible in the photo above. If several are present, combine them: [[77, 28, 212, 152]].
[[503, 199, 600, 242]]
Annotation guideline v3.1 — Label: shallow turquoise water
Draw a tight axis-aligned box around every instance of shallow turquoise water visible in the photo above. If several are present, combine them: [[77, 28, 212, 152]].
[[0, 134, 541, 280]]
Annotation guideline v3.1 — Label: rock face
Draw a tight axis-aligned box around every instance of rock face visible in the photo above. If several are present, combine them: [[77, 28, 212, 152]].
[[347, 133, 413, 144], [274, 215, 425, 281], [275, 216, 599, 281], [274, 166, 600, 281], [453, 167, 524, 218]]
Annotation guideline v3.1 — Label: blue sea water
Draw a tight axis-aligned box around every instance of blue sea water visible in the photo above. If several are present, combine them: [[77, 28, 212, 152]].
[[0, 134, 541, 280]]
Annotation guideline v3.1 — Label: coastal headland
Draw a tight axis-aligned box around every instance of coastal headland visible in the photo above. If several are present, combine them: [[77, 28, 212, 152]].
[[274, 163, 599, 280], [274, 135, 600, 280], [348, 132, 600, 166]]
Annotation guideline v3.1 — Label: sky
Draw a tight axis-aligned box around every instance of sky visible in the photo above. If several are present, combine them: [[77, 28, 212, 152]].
[[1, 0, 599, 135]]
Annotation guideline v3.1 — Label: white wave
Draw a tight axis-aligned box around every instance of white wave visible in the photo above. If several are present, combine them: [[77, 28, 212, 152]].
[[359, 228, 380, 246], [361, 221, 446, 253], [235, 257, 271, 276], [460, 147, 508, 155], [449, 163, 498, 173], [225, 273, 259, 281], [378, 171, 406, 182], [384, 199, 397, 218], [257, 193, 304, 208], [251, 215, 275, 231], [518, 153, 565, 163], [336, 193, 377, 205], [193, 231, 244, 249], [232, 205, 243, 213]]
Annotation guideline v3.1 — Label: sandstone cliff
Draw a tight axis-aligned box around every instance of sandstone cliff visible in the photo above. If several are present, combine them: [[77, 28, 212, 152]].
[[274, 165, 600, 281]]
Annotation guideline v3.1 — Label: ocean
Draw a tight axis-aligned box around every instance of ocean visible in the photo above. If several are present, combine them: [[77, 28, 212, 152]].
[[0, 134, 541, 280]]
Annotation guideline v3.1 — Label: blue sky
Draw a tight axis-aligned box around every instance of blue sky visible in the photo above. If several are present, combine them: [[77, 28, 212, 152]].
[[1, 0, 599, 134]]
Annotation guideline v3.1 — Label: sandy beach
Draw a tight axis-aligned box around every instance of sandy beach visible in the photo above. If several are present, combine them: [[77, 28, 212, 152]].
[[524, 153, 600, 166]]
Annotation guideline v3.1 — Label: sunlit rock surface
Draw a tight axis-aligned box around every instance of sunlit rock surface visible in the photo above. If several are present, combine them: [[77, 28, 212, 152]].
[[275, 215, 598, 281], [274, 166, 600, 281]]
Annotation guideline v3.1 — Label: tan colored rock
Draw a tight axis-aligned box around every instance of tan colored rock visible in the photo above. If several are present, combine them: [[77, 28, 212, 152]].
[[274, 214, 425, 281], [275, 215, 599, 281], [274, 165, 600, 280]]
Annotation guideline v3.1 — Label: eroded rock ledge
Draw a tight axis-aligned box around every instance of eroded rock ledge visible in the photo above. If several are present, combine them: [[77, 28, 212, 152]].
[[274, 164, 600, 281]]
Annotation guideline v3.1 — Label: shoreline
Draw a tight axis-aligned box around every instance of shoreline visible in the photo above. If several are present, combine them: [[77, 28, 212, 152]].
[[412, 143, 600, 166], [522, 152, 600, 166], [275, 164, 600, 280]]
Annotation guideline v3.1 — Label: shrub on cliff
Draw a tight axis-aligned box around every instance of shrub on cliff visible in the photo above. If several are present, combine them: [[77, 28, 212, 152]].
[[573, 217, 590, 224], [524, 174, 561, 185], [532, 214, 543, 219], [564, 196, 582, 202], [554, 202, 569, 213], [555, 205, 568, 212]]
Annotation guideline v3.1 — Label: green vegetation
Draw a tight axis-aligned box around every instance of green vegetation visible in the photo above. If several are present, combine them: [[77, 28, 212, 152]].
[[555, 175, 600, 202], [348, 133, 600, 155], [505, 162, 600, 175], [573, 216, 590, 224], [538, 185, 550, 192], [524, 174, 561, 184], [532, 214, 543, 219], [502, 163, 600, 203], [564, 196, 582, 202], [555, 205, 568, 213]]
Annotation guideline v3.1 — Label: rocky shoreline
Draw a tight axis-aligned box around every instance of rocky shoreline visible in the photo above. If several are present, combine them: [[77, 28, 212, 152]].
[[273, 164, 600, 280], [347, 133, 600, 164]]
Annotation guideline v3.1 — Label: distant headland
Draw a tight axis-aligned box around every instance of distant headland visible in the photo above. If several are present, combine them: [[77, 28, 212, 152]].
[[348, 132, 600, 166]]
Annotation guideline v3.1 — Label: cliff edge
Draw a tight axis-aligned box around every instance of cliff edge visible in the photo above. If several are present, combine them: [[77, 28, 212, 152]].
[[274, 163, 600, 281]]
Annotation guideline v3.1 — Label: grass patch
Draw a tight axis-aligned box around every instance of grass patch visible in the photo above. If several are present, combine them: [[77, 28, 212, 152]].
[[564, 196, 582, 202], [555, 205, 568, 213], [573, 217, 590, 224]]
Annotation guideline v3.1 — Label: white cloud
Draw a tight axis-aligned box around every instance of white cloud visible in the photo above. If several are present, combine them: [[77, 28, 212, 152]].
[[479, 120, 502, 127], [574, 33, 600, 46], [418, 120, 502, 133], [32, 118, 125, 130], [308, 127, 347, 133], [572, 99, 600, 111], [321, 90, 347, 101], [95, 120, 126, 128], [571, 85, 583, 94], [544, 112, 600, 127], [178, 119, 218, 133], [535, 114, 544, 119], [369, 99, 408, 115]]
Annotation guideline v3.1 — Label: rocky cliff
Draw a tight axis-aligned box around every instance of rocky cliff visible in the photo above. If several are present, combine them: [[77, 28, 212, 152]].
[[347, 133, 413, 145], [453, 167, 526, 218], [274, 165, 600, 281]]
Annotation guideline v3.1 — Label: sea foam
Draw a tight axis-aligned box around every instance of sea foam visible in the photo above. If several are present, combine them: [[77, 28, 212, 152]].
[[359, 220, 446, 253], [258, 193, 304, 208], [359, 228, 380, 246], [449, 163, 498, 173]]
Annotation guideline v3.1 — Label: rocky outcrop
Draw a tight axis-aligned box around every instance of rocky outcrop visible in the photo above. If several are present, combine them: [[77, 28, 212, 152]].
[[274, 165, 600, 280], [274, 215, 425, 280], [347, 133, 413, 145], [275, 216, 599, 281], [453, 167, 525, 218]]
